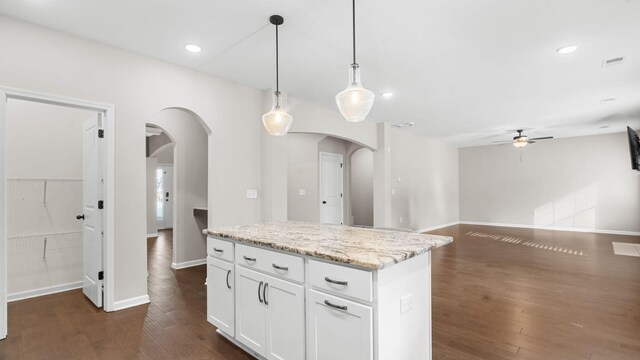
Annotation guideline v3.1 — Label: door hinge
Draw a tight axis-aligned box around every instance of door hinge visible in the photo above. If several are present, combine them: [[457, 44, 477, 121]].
[[98, 129, 104, 138], [98, 271, 104, 280], [98, 200, 104, 209]]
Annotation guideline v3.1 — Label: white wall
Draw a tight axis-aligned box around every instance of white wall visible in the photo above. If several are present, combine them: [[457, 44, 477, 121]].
[[351, 148, 374, 226], [148, 109, 208, 266], [5, 99, 93, 296], [287, 133, 326, 223], [0, 16, 264, 303], [387, 127, 460, 230], [146, 157, 158, 236], [459, 132, 640, 233]]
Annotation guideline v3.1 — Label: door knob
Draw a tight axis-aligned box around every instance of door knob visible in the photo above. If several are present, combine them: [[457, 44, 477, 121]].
[[322, 201, 327, 204], [76, 214, 85, 220]]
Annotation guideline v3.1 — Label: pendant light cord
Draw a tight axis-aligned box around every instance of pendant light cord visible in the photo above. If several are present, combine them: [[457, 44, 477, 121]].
[[352, 0, 356, 65], [275, 23, 280, 93]]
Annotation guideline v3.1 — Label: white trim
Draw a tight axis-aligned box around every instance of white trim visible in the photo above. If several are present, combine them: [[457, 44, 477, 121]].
[[171, 258, 207, 270], [7, 281, 83, 302], [459, 221, 640, 237], [0, 91, 6, 339], [0, 87, 117, 323], [416, 221, 460, 233], [147, 233, 159, 238], [112, 294, 150, 311]]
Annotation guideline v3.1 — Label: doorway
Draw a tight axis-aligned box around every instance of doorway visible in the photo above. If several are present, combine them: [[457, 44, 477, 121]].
[[156, 165, 174, 230], [0, 87, 116, 339], [319, 152, 344, 225]]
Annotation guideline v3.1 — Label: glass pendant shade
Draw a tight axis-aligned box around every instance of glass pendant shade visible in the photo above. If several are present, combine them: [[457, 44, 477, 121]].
[[336, 64, 375, 123], [262, 91, 292, 136]]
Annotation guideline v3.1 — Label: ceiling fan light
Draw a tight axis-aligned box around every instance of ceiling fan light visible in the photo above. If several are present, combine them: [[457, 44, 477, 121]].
[[513, 138, 528, 148], [262, 91, 292, 136], [336, 64, 375, 122]]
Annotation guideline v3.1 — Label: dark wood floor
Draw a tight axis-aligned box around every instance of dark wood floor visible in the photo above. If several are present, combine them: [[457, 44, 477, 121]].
[[427, 224, 640, 360], [0, 225, 639, 359]]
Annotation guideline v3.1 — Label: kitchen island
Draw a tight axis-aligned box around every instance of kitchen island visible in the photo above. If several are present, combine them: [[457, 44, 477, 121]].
[[203, 222, 453, 360]]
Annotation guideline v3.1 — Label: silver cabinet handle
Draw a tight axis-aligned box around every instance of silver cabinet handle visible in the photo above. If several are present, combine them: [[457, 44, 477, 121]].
[[244, 255, 257, 262], [324, 300, 348, 311], [258, 281, 264, 303], [325, 277, 348, 286], [226, 270, 231, 289], [213, 248, 224, 253], [263, 283, 269, 305], [272, 263, 289, 271]]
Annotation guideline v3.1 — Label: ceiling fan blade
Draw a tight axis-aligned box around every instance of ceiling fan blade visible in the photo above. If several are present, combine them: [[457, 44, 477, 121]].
[[529, 136, 553, 140], [492, 140, 512, 143], [526, 140, 537, 144]]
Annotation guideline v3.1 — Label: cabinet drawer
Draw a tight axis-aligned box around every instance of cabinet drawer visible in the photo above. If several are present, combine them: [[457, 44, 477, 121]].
[[309, 260, 373, 302], [236, 244, 304, 283], [207, 237, 234, 262]]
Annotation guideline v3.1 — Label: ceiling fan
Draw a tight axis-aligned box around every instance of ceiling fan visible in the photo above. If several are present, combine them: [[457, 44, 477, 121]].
[[493, 129, 554, 148]]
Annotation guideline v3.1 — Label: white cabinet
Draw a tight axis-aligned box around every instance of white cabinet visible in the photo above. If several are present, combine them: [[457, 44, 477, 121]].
[[207, 256, 235, 336], [307, 289, 372, 360], [236, 266, 305, 360]]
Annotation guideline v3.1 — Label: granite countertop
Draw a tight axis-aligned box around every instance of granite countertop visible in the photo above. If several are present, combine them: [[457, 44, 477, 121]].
[[203, 222, 453, 270]]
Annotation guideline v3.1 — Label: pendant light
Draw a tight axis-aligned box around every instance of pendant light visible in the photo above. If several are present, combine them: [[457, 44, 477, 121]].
[[262, 15, 293, 136], [335, 0, 375, 123]]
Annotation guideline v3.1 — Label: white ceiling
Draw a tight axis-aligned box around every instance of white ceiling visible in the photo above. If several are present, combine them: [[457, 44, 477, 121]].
[[2, 0, 640, 147]]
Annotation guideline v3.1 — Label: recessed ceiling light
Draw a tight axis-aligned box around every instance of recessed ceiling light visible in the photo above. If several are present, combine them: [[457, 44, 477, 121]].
[[557, 45, 578, 54], [382, 92, 394, 98], [185, 44, 202, 53]]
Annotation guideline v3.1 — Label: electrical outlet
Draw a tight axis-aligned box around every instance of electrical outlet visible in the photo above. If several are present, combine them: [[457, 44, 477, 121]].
[[397, 176, 402, 183], [399, 217, 403, 223], [401, 294, 413, 314], [391, 188, 396, 195]]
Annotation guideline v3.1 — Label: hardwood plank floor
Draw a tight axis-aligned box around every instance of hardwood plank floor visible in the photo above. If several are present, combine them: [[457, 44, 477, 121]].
[[427, 224, 640, 360], [0, 225, 638, 359], [0, 230, 253, 360]]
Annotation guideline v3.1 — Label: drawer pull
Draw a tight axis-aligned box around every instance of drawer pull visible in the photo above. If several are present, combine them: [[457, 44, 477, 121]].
[[324, 300, 348, 311], [213, 248, 224, 253], [226, 270, 231, 289], [324, 277, 348, 286], [243, 256, 257, 262], [272, 263, 289, 271], [258, 281, 264, 303]]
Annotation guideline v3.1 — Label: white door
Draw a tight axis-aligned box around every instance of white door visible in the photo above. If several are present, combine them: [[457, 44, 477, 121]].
[[307, 290, 373, 360], [0, 92, 7, 339], [81, 114, 104, 308], [207, 257, 235, 336], [156, 165, 173, 229], [236, 266, 267, 357], [320, 153, 344, 225], [265, 275, 305, 360]]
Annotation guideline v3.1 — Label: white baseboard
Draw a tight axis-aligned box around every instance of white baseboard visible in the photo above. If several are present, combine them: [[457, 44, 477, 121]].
[[171, 258, 207, 270], [113, 294, 150, 311], [416, 221, 460, 233], [147, 233, 158, 238], [459, 221, 640, 237], [8, 281, 83, 302]]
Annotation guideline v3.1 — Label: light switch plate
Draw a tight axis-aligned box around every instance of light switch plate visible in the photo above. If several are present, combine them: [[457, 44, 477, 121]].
[[246, 189, 258, 199], [298, 189, 306, 196]]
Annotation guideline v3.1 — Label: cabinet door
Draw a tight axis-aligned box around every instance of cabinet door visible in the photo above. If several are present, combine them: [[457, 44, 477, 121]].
[[307, 290, 373, 360], [265, 275, 305, 360], [207, 257, 234, 336], [236, 266, 267, 357]]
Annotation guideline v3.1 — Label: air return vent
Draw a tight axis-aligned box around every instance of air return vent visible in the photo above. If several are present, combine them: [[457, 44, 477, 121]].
[[602, 56, 625, 67]]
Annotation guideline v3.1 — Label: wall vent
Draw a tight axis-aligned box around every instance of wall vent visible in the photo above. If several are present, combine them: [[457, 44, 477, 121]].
[[602, 56, 625, 67]]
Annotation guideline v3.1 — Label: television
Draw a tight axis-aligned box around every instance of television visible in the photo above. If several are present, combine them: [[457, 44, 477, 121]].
[[628, 126, 640, 171]]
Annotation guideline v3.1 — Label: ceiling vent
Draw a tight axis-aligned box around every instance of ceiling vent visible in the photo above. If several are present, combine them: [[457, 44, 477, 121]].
[[602, 56, 625, 68]]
